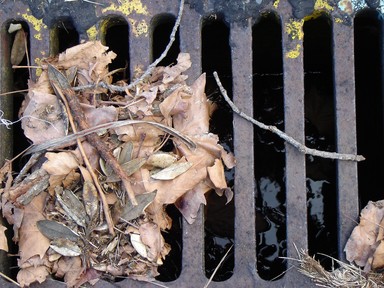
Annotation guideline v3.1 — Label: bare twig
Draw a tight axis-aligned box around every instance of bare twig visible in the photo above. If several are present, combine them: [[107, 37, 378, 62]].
[[72, 0, 184, 92], [213, 72, 365, 162]]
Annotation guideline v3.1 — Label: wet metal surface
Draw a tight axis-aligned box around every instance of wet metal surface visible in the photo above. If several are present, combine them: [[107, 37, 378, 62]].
[[0, 0, 371, 286]]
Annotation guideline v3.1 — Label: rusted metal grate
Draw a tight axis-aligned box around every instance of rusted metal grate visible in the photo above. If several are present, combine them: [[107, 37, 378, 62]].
[[0, 0, 382, 287]]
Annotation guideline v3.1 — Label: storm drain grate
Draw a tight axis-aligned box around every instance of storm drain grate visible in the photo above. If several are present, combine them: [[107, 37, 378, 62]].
[[0, 0, 383, 287]]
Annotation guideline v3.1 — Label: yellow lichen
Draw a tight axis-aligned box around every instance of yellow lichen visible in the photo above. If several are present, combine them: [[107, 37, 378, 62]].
[[335, 17, 344, 23], [134, 64, 144, 79], [314, 0, 334, 11], [286, 44, 301, 59], [129, 18, 148, 37], [102, 0, 148, 16], [285, 19, 304, 40], [273, 0, 280, 9], [20, 10, 47, 40], [34, 57, 42, 76], [304, 10, 326, 21], [87, 25, 98, 41]]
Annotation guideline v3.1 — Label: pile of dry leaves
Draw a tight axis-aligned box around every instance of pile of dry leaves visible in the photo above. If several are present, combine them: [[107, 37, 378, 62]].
[[0, 41, 235, 287]]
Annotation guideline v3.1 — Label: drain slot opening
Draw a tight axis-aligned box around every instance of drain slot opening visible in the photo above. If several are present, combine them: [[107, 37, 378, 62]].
[[202, 16, 234, 282], [253, 11, 286, 281], [303, 13, 338, 269], [355, 9, 384, 207]]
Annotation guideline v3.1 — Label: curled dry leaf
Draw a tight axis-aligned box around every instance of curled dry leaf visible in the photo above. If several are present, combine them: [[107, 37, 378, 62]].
[[18, 193, 50, 266], [130, 233, 147, 260], [17, 265, 50, 287], [55, 256, 84, 288], [150, 161, 192, 180], [50, 238, 82, 257], [81, 104, 118, 128], [139, 222, 166, 264], [57, 41, 116, 81], [372, 240, 384, 271], [163, 53, 192, 84], [42, 152, 79, 176], [146, 152, 177, 168], [0, 224, 8, 252], [344, 200, 384, 268], [175, 183, 208, 224], [11, 28, 26, 66], [21, 90, 68, 145]]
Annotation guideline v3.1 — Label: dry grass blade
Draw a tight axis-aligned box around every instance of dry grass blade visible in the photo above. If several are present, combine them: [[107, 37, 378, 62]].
[[292, 249, 384, 287], [204, 244, 233, 288], [0, 271, 20, 287], [26, 119, 196, 155]]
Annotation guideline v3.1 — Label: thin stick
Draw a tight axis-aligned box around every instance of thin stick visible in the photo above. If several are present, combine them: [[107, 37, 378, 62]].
[[72, 0, 184, 92], [54, 82, 116, 235], [0, 271, 20, 287], [11, 65, 40, 69], [213, 72, 365, 162], [203, 244, 233, 288], [0, 89, 29, 96]]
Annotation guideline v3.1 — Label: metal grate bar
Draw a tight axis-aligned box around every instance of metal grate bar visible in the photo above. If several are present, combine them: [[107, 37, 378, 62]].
[[228, 20, 257, 287], [280, 4, 311, 286], [333, 22, 359, 261]]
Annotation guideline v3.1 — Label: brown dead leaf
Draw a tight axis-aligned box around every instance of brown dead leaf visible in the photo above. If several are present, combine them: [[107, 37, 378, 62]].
[[163, 53, 191, 84], [73, 268, 100, 288], [159, 86, 190, 126], [344, 200, 384, 268], [57, 41, 116, 81], [139, 222, 166, 264], [207, 159, 227, 189], [21, 90, 68, 145], [11, 28, 26, 66], [175, 183, 208, 224], [173, 73, 209, 135], [42, 151, 80, 175], [150, 161, 192, 180], [372, 240, 384, 271], [0, 224, 8, 252], [2, 201, 23, 242], [55, 256, 84, 287], [17, 265, 50, 287], [81, 104, 118, 127], [18, 192, 50, 266]]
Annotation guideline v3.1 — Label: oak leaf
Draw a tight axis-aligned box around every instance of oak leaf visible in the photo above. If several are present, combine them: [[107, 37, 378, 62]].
[[344, 200, 384, 268]]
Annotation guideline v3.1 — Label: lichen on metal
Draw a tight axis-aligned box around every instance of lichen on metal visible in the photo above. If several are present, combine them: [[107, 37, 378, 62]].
[[285, 19, 304, 40], [314, 0, 334, 11], [87, 25, 98, 41], [34, 57, 42, 76], [128, 18, 148, 37], [273, 0, 280, 9], [19, 9, 47, 40], [102, 0, 149, 16], [286, 43, 301, 59]]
